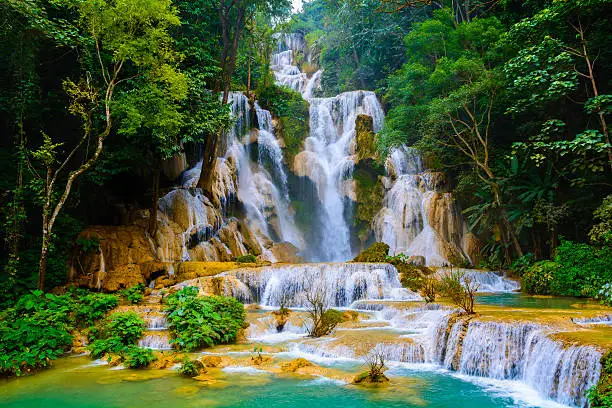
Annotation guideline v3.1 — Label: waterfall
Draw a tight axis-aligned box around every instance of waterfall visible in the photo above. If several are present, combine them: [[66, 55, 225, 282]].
[[293, 91, 384, 261], [457, 321, 601, 407], [220, 263, 420, 307], [435, 268, 520, 293], [373, 145, 471, 266]]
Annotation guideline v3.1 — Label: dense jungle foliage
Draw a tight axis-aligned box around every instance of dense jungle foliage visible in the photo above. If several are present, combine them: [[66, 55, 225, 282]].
[[1, 1, 611, 400]]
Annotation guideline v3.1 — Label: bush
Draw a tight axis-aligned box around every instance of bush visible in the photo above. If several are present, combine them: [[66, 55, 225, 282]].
[[256, 83, 309, 162], [420, 276, 440, 303], [87, 311, 146, 358], [0, 291, 74, 376], [353, 242, 390, 262], [510, 253, 536, 277], [589, 351, 612, 407], [598, 283, 612, 306], [119, 283, 146, 305], [551, 240, 612, 297], [124, 346, 156, 368], [0, 289, 118, 377], [521, 261, 558, 295], [304, 286, 343, 337], [439, 270, 479, 315], [164, 286, 246, 351], [236, 254, 257, 263], [178, 357, 204, 377], [71, 289, 119, 327]]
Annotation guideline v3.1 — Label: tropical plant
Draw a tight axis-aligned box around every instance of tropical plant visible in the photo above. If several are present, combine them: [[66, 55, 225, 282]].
[[164, 286, 246, 351], [120, 283, 146, 305], [304, 285, 343, 338], [178, 357, 204, 377]]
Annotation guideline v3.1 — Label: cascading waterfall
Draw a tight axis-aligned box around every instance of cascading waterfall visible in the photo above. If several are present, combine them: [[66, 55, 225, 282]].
[[271, 33, 385, 261], [294, 92, 384, 261], [435, 267, 520, 293], [373, 145, 472, 266], [220, 263, 420, 307]]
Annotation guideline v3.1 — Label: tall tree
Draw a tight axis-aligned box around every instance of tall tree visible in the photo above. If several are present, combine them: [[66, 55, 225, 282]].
[[28, 0, 185, 290]]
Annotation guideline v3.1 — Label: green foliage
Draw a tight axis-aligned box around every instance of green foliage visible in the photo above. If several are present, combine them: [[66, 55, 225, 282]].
[[598, 283, 612, 307], [521, 261, 558, 295], [589, 351, 612, 408], [0, 289, 118, 376], [123, 346, 156, 369], [178, 357, 204, 377], [511, 253, 536, 277], [522, 241, 612, 297], [236, 254, 257, 263], [353, 242, 390, 262], [87, 311, 146, 358], [119, 283, 146, 305], [551, 241, 612, 297], [164, 286, 246, 351], [256, 83, 309, 162], [590, 196, 612, 246], [439, 270, 479, 315]]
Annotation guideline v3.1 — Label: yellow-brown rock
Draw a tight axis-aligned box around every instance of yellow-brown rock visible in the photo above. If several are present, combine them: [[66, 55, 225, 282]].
[[280, 358, 313, 373]]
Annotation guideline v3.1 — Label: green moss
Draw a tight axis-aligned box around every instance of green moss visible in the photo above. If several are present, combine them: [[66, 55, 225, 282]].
[[236, 254, 256, 263], [355, 114, 377, 162], [353, 242, 390, 262], [352, 162, 385, 243]]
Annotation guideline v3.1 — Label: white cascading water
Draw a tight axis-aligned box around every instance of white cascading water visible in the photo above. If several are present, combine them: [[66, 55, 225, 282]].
[[220, 263, 420, 307], [373, 145, 471, 266], [272, 33, 385, 261], [435, 267, 520, 293]]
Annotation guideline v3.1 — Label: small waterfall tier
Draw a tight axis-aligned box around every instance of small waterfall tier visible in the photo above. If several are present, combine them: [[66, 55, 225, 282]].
[[435, 268, 520, 293], [272, 33, 322, 99], [219, 262, 420, 307], [374, 145, 478, 266]]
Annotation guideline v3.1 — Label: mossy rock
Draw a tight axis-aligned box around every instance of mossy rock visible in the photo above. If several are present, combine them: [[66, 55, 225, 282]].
[[355, 114, 377, 162], [353, 371, 390, 385], [353, 242, 390, 262]]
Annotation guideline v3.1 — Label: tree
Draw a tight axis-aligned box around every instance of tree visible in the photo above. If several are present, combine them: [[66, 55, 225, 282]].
[[29, 0, 184, 290], [196, 0, 291, 197], [440, 269, 479, 314], [304, 284, 343, 337]]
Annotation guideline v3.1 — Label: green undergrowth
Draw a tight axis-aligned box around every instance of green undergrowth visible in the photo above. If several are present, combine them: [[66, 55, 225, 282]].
[[164, 286, 246, 351], [256, 82, 309, 163], [353, 243, 433, 291], [0, 289, 118, 377]]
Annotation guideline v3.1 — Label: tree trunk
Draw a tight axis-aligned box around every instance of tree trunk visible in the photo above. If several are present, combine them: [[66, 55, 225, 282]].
[[197, 1, 247, 197]]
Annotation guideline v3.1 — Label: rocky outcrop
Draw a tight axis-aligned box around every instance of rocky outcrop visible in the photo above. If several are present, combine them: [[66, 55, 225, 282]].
[[355, 114, 377, 163]]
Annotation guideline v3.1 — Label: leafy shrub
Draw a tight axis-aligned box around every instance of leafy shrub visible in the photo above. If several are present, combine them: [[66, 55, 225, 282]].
[[598, 283, 612, 306], [0, 291, 74, 376], [0, 289, 118, 377], [87, 311, 146, 358], [510, 253, 536, 276], [521, 261, 558, 295], [353, 242, 390, 262], [304, 285, 343, 338], [551, 240, 612, 297], [164, 286, 246, 351], [70, 289, 118, 327], [420, 276, 440, 303], [256, 82, 309, 162], [236, 254, 257, 263], [178, 357, 204, 377], [439, 270, 479, 315], [119, 283, 146, 305], [589, 351, 612, 407], [123, 346, 156, 368], [590, 195, 612, 246]]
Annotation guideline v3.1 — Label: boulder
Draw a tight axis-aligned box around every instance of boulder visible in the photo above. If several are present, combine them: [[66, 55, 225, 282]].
[[269, 242, 304, 263], [355, 114, 377, 162]]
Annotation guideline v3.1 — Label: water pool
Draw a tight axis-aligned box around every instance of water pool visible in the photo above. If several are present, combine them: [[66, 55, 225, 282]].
[[0, 356, 559, 408]]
